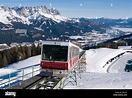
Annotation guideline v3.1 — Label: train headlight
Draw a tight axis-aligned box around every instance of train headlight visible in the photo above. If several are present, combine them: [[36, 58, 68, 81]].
[[59, 71, 62, 74]]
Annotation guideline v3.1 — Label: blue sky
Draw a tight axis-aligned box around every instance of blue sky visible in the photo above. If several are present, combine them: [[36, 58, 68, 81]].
[[0, 0, 132, 19]]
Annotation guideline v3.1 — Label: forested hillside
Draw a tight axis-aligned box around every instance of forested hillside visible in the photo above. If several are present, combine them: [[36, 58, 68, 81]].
[[0, 43, 41, 68]]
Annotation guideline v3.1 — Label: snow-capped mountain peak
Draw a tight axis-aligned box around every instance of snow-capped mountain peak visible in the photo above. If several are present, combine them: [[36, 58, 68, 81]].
[[0, 5, 30, 25], [0, 5, 68, 25]]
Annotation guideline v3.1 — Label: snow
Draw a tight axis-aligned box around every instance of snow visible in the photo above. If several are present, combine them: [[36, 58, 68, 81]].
[[0, 6, 30, 25], [0, 69, 17, 77], [6, 55, 41, 70], [41, 13, 68, 23], [0, 47, 132, 89], [64, 48, 132, 89], [85, 48, 132, 73], [64, 72, 132, 89], [112, 27, 132, 32], [0, 55, 41, 76], [0, 43, 8, 46], [108, 53, 132, 73], [0, 6, 67, 25], [118, 46, 132, 49], [0, 8, 12, 24]]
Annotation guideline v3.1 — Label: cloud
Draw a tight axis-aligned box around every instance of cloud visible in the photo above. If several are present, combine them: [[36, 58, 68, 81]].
[[50, 3, 52, 7], [110, 3, 113, 7], [19, 3, 22, 7], [80, 3, 83, 7]]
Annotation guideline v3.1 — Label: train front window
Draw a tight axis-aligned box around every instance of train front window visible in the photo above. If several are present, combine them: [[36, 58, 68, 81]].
[[42, 45, 68, 61]]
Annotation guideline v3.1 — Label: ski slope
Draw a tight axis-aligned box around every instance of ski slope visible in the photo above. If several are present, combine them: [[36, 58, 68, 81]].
[[64, 47, 132, 89]]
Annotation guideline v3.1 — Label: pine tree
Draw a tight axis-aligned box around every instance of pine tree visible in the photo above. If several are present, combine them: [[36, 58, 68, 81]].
[[0, 53, 2, 68], [31, 43, 36, 56], [2, 54, 8, 67], [25, 46, 31, 58], [21, 46, 26, 59], [36, 44, 41, 55]]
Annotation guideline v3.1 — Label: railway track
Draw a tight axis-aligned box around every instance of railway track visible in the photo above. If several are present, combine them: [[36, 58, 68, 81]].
[[28, 51, 86, 90], [9, 74, 63, 89], [27, 76, 62, 89], [9, 50, 86, 89]]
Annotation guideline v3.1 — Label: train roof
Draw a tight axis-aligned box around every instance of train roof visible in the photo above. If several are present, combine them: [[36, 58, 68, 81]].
[[42, 40, 80, 49]]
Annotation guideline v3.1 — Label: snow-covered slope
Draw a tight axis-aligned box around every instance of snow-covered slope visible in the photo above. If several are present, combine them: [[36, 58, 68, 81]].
[[0, 55, 41, 76], [86, 48, 132, 73], [64, 48, 132, 89], [64, 72, 132, 89]]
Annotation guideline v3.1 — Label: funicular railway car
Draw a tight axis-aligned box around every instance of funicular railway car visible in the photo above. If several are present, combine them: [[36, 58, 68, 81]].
[[40, 41, 80, 77]]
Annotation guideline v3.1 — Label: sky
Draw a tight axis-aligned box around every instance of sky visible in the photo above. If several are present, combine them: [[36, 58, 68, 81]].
[[0, 47, 132, 89], [0, 0, 132, 19]]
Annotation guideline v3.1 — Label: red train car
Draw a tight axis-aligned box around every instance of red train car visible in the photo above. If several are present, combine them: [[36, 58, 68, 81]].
[[40, 41, 80, 76]]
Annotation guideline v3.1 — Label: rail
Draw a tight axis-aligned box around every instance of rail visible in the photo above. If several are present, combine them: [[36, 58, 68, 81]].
[[53, 50, 86, 89], [79, 50, 86, 58], [0, 64, 41, 89], [27, 76, 62, 89], [1, 50, 86, 89], [24, 50, 86, 89]]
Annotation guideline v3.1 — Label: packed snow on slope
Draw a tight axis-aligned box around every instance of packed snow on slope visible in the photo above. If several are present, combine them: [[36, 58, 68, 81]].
[[64, 48, 132, 89], [0, 55, 41, 76]]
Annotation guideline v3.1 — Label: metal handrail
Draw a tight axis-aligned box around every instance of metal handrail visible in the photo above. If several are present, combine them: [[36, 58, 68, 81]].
[[53, 50, 86, 89], [0, 64, 41, 89], [0, 51, 86, 89]]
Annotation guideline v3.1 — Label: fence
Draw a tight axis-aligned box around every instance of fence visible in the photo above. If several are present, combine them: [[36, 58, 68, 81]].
[[0, 64, 41, 89]]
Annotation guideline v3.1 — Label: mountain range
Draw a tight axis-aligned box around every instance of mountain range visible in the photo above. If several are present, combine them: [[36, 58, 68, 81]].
[[0, 5, 131, 44]]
